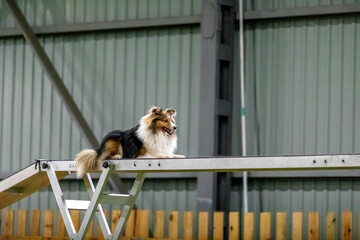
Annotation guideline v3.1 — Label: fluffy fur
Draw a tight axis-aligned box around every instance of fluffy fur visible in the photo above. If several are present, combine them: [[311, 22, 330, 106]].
[[75, 106, 184, 178]]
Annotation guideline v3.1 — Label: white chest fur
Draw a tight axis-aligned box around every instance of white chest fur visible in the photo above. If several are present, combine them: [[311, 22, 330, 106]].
[[136, 124, 178, 157]]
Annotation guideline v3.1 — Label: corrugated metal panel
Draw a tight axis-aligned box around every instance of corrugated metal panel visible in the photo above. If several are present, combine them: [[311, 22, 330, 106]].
[[231, 12, 360, 239], [233, 14, 360, 156], [0, 0, 201, 28], [244, 0, 359, 11], [0, 26, 200, 212], [0, 26, 200, 167]]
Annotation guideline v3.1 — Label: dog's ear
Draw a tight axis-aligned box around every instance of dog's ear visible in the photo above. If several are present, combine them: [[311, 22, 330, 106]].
[[149, 106, 162, 115], [165, 108, 176, 117]]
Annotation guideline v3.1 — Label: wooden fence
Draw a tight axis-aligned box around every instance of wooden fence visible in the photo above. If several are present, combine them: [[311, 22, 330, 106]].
[[0, 209, 356, 239]]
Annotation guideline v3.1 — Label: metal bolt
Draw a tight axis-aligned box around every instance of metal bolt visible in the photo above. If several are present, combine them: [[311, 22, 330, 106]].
[[42, 162, 48, 169], [324, 160, 327, 163], [313, 160, 316, 164], [102, 161, 110, 168], [158, 162, 161, 167], [149, 163, 151, 167], [342, 159, 345, 163]]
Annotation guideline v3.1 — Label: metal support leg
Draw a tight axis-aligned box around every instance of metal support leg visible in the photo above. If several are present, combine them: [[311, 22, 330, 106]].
[[46, 163, 77, 238], [45, 160, 146, 240], [112, 172, 147, 239], [76, 165, 114, 240], [83, 173, 111, 238]]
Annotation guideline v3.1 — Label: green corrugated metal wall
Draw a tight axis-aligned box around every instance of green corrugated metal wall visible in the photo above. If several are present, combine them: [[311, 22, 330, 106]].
[[231, 6, 360, 239], [244, 0, 360, 10], [0, 29, 201, 165], [0, 0, 201, 27], [0, 0, 201, 234], [233, 14, 360, 156]]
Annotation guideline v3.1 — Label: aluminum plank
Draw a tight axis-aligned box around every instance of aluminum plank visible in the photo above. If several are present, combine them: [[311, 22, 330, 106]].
[[40, 154, 360, 173], [0, 163, 69, 210]]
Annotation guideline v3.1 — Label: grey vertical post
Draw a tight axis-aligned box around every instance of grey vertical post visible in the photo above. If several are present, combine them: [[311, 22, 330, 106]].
[[198, 3, 219, 238], [198, 0, 235, 238]]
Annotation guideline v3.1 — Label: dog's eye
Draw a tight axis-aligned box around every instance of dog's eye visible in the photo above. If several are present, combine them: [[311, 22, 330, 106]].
[[164, 119, 168, 122]]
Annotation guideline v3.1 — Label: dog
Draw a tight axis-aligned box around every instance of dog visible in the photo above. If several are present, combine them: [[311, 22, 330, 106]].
[[74, 106, 184, 178]]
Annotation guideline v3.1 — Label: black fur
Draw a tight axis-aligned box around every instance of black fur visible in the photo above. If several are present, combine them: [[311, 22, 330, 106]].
[[97, 125, 143, 158]]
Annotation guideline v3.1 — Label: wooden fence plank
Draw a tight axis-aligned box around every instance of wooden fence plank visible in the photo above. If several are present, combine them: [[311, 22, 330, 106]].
[[3, 209, 360, 240], [275, 212, 286, 240], [154, 210, 164, 239], [5, 209, 14, 236], [97, 209, 107, 240], [213, 212, 224, 240], [43, 210, 53, 237], [260, 212, 271, 240], [57, 211, 66, 237], [169, 211, 179, 240], [136, 210, 149, 238], [198, 212, 209, 240], [17, 209, 27, 237], [229, 212, 240, 240], [70, 210, 80, 232], [31, 209, 40, 236], [342, 211, 352, 240], [292, 212, 303, 240], [111, 210, 121, 233], [244, 212, 254, 240], [125, 210, 135, 237], [85, 221, 94, 239], [326, 212, 336, 240], [85, 220, 94, 239], [308, 212, 319, 240], [184, 211, 194, 240]]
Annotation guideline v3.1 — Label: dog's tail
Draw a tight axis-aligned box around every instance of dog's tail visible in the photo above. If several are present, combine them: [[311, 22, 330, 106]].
[[74, 149, 98, 178]]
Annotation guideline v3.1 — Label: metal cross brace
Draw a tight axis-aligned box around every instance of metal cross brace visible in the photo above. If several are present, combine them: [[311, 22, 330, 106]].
[[45, 161, 146, 240]]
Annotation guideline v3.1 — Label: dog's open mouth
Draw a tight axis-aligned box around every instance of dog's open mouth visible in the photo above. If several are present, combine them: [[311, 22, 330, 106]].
[[162, 127, 174, 135]]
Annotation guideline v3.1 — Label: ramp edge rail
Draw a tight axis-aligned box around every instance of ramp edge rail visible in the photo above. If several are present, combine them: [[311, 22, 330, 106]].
[[38, 154, 360, 173]]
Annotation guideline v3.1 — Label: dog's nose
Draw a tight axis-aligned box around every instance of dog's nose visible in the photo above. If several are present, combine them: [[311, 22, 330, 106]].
[[174, 126, 177, 131]]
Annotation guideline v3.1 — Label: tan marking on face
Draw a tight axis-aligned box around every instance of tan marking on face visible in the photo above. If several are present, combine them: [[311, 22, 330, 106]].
[[154, 114, 172, 131]]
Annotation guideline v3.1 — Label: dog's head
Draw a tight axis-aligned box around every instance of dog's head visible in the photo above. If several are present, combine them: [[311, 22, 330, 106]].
[[142, 106, 178, 136]]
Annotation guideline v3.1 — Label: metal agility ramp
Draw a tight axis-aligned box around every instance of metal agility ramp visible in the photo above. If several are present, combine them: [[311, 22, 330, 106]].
[[1, 154, 360, 239]]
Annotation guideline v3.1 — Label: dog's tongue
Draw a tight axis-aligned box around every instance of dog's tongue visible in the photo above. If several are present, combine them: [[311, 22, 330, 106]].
[[163, 127, 174, 135]]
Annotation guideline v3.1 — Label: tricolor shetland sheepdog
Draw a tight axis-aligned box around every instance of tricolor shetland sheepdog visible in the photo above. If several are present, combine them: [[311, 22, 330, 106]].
[[75, 106, 184, 178]]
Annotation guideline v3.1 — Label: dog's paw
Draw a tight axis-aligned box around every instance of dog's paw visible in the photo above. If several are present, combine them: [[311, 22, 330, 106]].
[[111, 154, 122, 160], [173, 154, 185, 158]]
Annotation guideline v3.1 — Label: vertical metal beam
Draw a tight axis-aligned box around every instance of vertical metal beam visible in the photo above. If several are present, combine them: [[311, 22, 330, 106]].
[[112, 172, 146, 239], [198, 3, 219, 238], [46, 163, 77, 238], [238, 0, 249, 213], [198, 0, 235, 238], [76, 165, 114, 239], [83, 173, 111, 238], [4, 0, 98, 148]]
